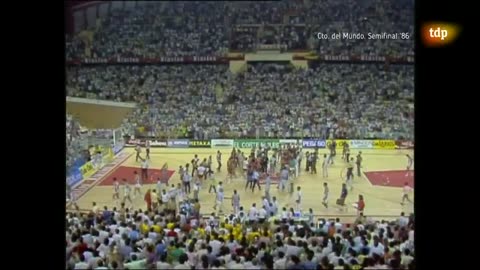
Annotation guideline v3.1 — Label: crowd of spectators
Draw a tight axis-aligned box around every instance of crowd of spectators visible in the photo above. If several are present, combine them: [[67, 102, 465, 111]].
[[306, 0, 414, 58], [66, 0, 414, 59], [66, 201, 415, 269], [66, 63, 413, 140], [67, 114, 86, 171]]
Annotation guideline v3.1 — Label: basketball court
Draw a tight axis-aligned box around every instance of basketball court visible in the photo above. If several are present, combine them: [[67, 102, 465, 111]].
[[70, 147, 414, 223]]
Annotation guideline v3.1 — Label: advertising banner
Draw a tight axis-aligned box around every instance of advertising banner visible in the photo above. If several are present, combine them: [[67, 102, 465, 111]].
[[395, 140, 414, 149], [211, 139, 234, 148], [113, 143, 124, 154], [234, 139, 280, 149], [150, 140, 168, 147], [126, 139, 145, 147], [302, 139, 326, 148], [125, 139, 167, 147], [373, 140, 396, 149], [189, 140, 211, 148], [326, 139, 350, 149], [279, 139, 298, 144], [66, 168, 83, 188], [167, 139, 190, 148], [349, 140, 374, 149], [79, 161, 95, 178]]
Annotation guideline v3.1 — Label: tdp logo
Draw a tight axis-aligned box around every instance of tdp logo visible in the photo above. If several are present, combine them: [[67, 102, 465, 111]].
[[422, 22, 460, 47], [429, 27, 447, 40]]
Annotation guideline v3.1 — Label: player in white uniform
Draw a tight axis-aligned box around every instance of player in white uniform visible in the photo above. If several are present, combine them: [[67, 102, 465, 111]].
[[405, 154, 414, 177], [213, 182, 224, 213], [161, 189, 170, 204], [133, 171, 142, 198], [322, 154, 328, 178], [264, 173, 271, 198], [231, 190, 240, 214], [122, 179, 133, 207], [295, 186, 302, 212], [156, 177, 163, 197], [322, 182, 329, 208], [197, 165, 206, 181], [243, 159, 248, 178], [401, 182, 413, 205], [216, 151, 222, 172], [112, 178, 120, 205]]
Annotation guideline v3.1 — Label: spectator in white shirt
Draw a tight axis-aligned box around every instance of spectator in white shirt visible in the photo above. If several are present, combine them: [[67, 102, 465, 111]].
[[248, 203, 258, 222], [174, 253, 191, 269], [74, 254, 89, 269], [273, 251, 287, 269], [369, 236, 385, 256], [401, 248, 414, 267]]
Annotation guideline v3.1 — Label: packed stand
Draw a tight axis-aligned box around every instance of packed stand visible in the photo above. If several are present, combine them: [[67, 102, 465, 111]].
[[65, 197, 415, 270], [66, 0, 414, 59], [66, 63, 413, 140], [307, 0, 414, 58], [66, 115, 86, 172], [67, 2, 228, 60]]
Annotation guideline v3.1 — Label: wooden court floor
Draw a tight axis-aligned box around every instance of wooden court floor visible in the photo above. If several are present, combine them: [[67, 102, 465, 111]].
[[74, 148, 414, 222]]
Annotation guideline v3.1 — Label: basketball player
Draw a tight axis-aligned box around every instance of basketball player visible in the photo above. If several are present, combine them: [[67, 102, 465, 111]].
[[331, 140, 337, 156], [145, 140, 150, 160], [311, 151, 317, 174], [161, 189, 169, 205], [406, 154, 414, 176], [401, 182, 413, 205], [197, 164, 206, 181], [207, 155, 212, 172], [279, 166, 289, 191], [327, 151, 334, 166], [345, 144, 351, 163], [337, 183, 348, 211], [322, 182, 329, 208], [295, 186, 302, 212], [193, 180, 200, 201], [133, 171, 142, 198], [135, 144, 141, 162], [305, 152, 311, 172], [251, 169, 261, 192], [122, 179, 133, 207], [183, 170, 192, 194], [264, 172, 271, 196], [342, 143, 348, 161], [169, 184, 177, 201], [322, 154, 328, 178], [213, 182, 224, 213], [243, 158, 248, 178], [232, 190, 240, 214], [356, 152, 363, 177], [112, 178, 120, 202], [192, 154, 200, 177], [227, 157, 235, 183], [159, 163, 168, 186], [208, 170, 217, 193], [270, 152, 277, 173], [216, 150, 222, 172], [141, 158, 149, 183], [346, 158, 354, 190], [156, 177, 163, 197], [176, 183, 186, 203], [297, 148, 303, 175]]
